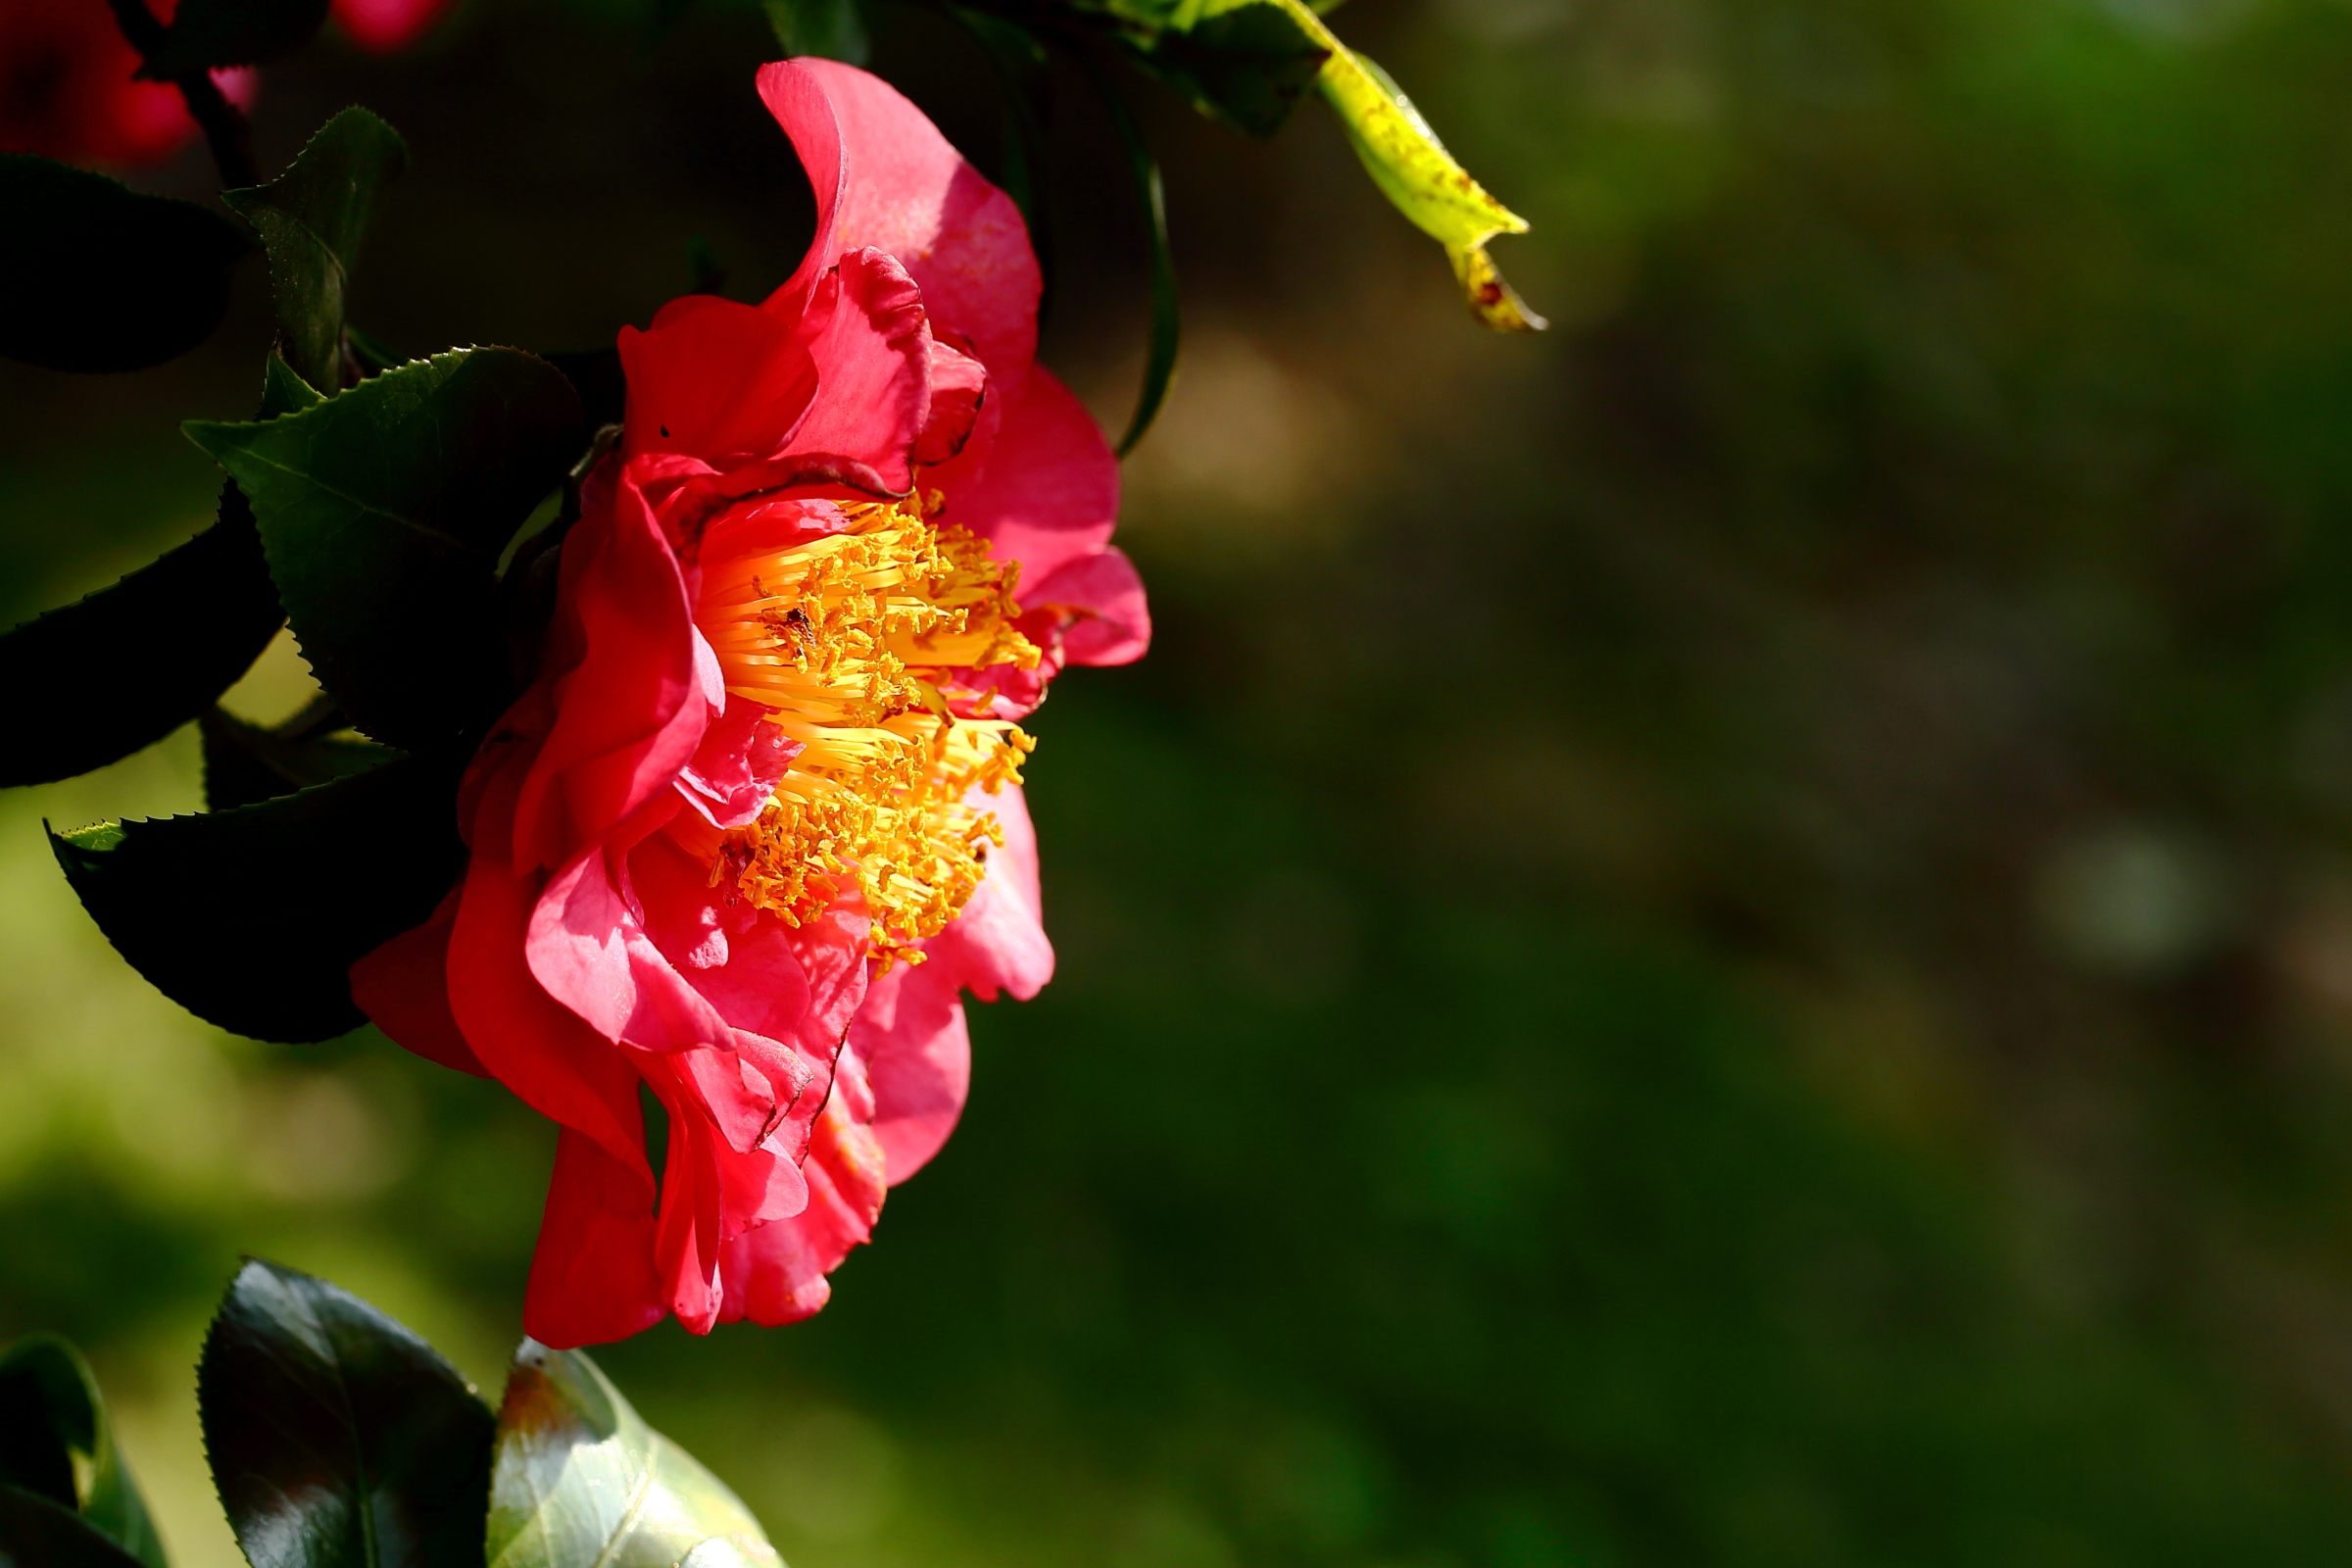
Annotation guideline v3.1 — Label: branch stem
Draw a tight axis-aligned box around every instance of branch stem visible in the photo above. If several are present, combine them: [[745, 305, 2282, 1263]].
[[100, 0, 260, 190]]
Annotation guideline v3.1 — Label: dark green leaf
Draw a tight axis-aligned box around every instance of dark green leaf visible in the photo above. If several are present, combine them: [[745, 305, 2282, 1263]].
[[946, 7, 1053, 275], [223, 110, 409, 394], [1113, 0, 1326, 138], [1082, 59, 1179, 455], [136, 0, 330, 75], [50, 751, 465, 1042], [0, 483, 283, 788], [200, 1260, 494, 1568], [344, 324, 407, 377], [200, 704, 400, 812], [0, 1489, 150, 1568], [542, 350, 626, 431], [0, 155, 247, 373], [185, 348, 585, 750], [0, 1338, 165, 1568], [763, 0, 867, 62], [262, 351, 325, 417], [489, 1342, 780, 1568]]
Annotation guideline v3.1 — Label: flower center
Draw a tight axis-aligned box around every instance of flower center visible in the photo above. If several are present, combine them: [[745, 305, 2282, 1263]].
[[687, 495, 1039, 960]]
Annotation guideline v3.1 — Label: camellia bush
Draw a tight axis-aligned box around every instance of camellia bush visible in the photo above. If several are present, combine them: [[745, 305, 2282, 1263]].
[[0, 0, 1533, 1562]]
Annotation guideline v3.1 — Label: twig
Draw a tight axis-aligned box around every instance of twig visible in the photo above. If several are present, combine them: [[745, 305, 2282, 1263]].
[[100, 0, 259, 190]]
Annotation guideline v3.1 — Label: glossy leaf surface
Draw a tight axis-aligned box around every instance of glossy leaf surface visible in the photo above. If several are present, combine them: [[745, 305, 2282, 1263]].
[[489, 1342, 781, 1568], [223, 110, 410, 394], [50, 753, 464, 1042], [1086, 60, 1180, 455], [763, 0, 867, 62], [542, 348, 626, 431], [137, 0, 330, 74], [0, 484, 283, 787], [0, 156, 247, 372], [0, 1338, 165, 1567], [199, 1260, 494, 1568], [946, 8, 1052, 252], [199, 704, 400, 812], [0, 1490, 151, 1568], [1112, 0, 1327, 138], [186, 348, 584, 750]]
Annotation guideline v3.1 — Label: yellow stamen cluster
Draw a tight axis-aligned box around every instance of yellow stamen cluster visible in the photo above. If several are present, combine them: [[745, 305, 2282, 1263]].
[[689, 496, 1039, 961]]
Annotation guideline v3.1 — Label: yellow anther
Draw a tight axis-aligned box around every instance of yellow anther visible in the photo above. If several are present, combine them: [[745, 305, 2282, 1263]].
[[690, 498, 1039, 962]]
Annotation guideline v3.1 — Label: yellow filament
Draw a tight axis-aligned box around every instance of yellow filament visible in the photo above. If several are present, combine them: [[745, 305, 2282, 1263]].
[[691, 497, 1039, 961]]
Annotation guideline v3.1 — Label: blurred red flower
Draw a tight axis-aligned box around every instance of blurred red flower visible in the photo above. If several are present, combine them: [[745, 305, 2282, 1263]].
[[0, 0, 253, 167], [355, 59, 1149, 1348], [329, 0, 450, 56]]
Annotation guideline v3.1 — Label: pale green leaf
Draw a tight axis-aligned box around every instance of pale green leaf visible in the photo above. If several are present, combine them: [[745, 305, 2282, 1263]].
[[488, 1342, 782, 1568]]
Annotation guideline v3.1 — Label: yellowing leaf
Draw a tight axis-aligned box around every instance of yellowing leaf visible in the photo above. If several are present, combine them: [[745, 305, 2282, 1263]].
[[1223, 0, 1544, 330]]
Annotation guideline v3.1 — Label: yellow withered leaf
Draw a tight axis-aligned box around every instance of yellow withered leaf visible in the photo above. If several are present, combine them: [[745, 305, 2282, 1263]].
[[1209, 0, 1544, 330]]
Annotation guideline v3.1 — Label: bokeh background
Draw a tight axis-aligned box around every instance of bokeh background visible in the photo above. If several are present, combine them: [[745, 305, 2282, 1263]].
[[15, 0, 2352, 1559]]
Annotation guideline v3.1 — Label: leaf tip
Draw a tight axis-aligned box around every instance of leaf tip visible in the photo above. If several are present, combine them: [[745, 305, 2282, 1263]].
[[1451, 244, 1546, 333]]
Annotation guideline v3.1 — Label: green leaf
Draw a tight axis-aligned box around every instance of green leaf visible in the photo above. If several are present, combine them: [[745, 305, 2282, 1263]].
[[489, 1341, 781, 1568], [1075, 0, 1540, 326], [0, 482, 283, 788], [262, 350, 325, 417], [1082, 59, 1180, 455], [945, 7, 1053, 260], [200, 1260, 495, 1568], [0, 1490, 152, 1568], [763, 0, 867, 63], [0, 155, 247, 373], [542, 349, 627, 431], [136, 0, 330, 75], [185, 348, 585, 750], [200, 702, 401, 812], [223, 110, 409, 395], [0, 1338, 166, 1568], [50, 752, 465, 1042], [1112, 0, 1327, 138]]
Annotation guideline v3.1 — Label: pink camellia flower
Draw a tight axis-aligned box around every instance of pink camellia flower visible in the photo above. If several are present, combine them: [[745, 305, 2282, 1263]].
[[0, 0, 254, 166], [353, 59, 1148, 1348]]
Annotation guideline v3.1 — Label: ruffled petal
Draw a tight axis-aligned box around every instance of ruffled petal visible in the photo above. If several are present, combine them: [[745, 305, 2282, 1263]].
[[716, 1051, 887, 1326], [758, 58, 1041, 387], [927, 781, 1054, 1003], [1026, 545, 1152, 667], [852, 958, 969, 1181], [762, 248, 933, 496], [914, 328, 988, 466], [938, 367, 1120, 587], [450, 752, 651, 1173], [511, 466, 710, 872], [619, 295, 817, 468], [678, 695, 805, 830], [523, 1127, 668, 1349]]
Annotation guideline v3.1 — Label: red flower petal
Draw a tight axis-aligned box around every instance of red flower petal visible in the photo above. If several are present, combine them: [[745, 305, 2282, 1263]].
[[510, 465, 710, 872], [939, 367, 1120, 587], [347, 886, 485, 1077], [524, 1128, 667, 1349], [717, 1054, 887, 1327], [758, 58, 1041, 388], [1027, 545, 1152, 668], [329, 0, 452, 54], [852, 960, 969, 1182]]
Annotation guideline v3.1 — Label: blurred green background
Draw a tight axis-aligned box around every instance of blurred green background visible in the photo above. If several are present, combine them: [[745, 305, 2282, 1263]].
[[16, 0, 2352, 1560]]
